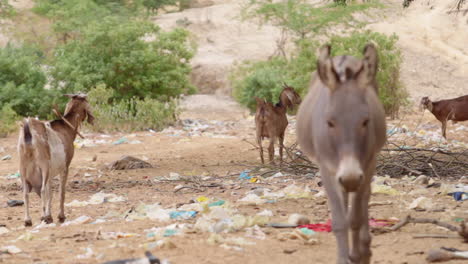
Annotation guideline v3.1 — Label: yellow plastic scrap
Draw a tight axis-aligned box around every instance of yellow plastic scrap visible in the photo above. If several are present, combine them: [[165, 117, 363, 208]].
[[371, 183, 399, 195], [196, 196, 209, 203], [250, 177, 258, 183]]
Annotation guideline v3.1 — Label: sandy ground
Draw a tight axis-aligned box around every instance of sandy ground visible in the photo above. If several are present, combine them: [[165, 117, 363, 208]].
[[0, 94, 467, 264], [1, 0, 468, 263]]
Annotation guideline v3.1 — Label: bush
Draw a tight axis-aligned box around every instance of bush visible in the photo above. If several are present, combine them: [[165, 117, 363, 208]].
[[231, 39, 317, 111], [0, 104, 20, 137], [51, 17, 196, 101], [231, 31, 407, 116], [0, 44, 59, 118], [86, 85, 178, 133]]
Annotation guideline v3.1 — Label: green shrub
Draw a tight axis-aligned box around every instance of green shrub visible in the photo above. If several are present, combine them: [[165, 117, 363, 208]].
[[86, 85, 178, 133], [0, 104, 20, 137], [51, 17, 196, 100], [231, 31, 406, 116], [0, 44, 59, 118], [231, 39, 317, 111]]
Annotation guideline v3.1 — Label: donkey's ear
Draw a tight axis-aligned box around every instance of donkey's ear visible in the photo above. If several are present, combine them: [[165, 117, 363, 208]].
[[357, 43, 379, 90], [317, 44, 339, 92]]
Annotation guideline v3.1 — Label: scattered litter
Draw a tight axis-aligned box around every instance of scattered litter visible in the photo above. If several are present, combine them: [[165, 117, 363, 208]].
[[5, 172, 20, 180], [66, 192, 126, 207], [112, 137, 128, 145], [208, 200, 225, 207], [277, 229, 318, 245], [408, 197, 433, 211], [288, 214, 310, 226], [369, 201, 393, 207], [196, 196, 209, 202], [108, 155, 152, 170], [62, 215, 92, 226], [245, 225, 266, 240], [257, 209, 273, 217], [34, 222, 56, 230], [0, 227, 9, 235], [76, 247, 94, 259], [16, 232, 35, 241], [239, 171, 251, 180], [163, 229, 178, 237], [1, 155, 11, 161], [239, 193, 265, 205], [0, 245, 22, 254], [168, 172, 181, 181], [98, 232, 139, 240], [7, 200, 24, 207], [452, 192, 468, 201], [125, 203, 171, 222], [298, 220, 332, 233], [372, 183, 399, 195], [414, 175, 429, 185], [169, 211, 197, 220], [129, 140, 142, 144]]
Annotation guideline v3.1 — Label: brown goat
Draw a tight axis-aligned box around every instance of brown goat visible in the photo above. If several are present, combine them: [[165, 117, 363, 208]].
[[420, 95, 468, 139], [18, 93, 94, 226], [255, 84, 301, 164], [297, 44, 386, 264]]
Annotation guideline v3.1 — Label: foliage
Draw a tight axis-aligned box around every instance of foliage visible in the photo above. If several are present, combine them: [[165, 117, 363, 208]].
[[0, 44, 58, 118], [0, 0, 15, 18], [0, 104, 20, 138], [50, 17, 196, 100], [86, 85, 178, 132], [231, 39, 317, 111], [242, 0, 381, 39], [231, 31, 407, 116]]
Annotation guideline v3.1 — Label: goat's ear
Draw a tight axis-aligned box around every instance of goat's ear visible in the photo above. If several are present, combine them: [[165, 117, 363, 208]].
[[254, 97, 264, 105], [357, 43, 379, 90], [317, 44, 339, 92], [86, 110, 95, 125], [64, 94, 78, 99]]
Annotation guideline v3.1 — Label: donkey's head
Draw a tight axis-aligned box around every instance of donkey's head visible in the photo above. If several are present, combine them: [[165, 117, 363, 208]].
[[316, 43, 380, 192], [63, 93, 95, 125], [279, 83, 302, 109]]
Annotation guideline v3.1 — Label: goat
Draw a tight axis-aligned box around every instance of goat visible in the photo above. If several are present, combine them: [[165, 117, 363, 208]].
[[255, 84, 301, 165], [18, 93, 94, 226], [297, 44, 386, 264], [420, 95, 468, 139]]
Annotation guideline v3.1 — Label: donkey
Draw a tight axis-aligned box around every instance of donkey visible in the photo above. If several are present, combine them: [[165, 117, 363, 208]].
[[297, 43, 387, 264], [255, 84, 301, 164]]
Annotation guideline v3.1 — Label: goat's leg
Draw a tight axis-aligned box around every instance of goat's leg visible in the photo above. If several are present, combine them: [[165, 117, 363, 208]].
[[58, 168, 68, 223], [321, 168, 349, 264], [21, 174, 32, 227], [257, 136, 264, 164], [441, 121, 447, 139], [279, 133, 285, 165], [40, 167, 53, 224], [268, 137, 275, 164]]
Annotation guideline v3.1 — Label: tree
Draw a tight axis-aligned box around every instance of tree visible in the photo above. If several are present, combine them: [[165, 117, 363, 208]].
[[50, 17, 196, 100]]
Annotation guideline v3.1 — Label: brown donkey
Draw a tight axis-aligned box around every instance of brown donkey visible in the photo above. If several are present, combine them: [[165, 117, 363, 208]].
[[297, 44, 386, 264], [255, 84, 301, 164]]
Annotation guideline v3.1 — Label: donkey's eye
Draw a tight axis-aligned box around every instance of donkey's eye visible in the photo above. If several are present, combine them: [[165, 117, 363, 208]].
[[362, 119, 369, 127], [327, 120, 335, 128]]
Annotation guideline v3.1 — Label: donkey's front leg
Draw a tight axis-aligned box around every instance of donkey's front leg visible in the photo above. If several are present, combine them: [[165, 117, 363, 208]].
[[322, 169, 349, 264], [349, 177, 372, 264]]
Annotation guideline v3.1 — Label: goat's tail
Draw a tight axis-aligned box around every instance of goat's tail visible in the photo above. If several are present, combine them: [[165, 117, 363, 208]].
[[23, 119, 32, 145]]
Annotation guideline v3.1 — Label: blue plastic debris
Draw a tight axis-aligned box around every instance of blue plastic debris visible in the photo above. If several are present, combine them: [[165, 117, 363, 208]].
[[112, 137, 128, 145], [169, 211, 198, 220], [239, 171, 251, 180], [452, 192, 468, 201], [163, 229, 178, 237]]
